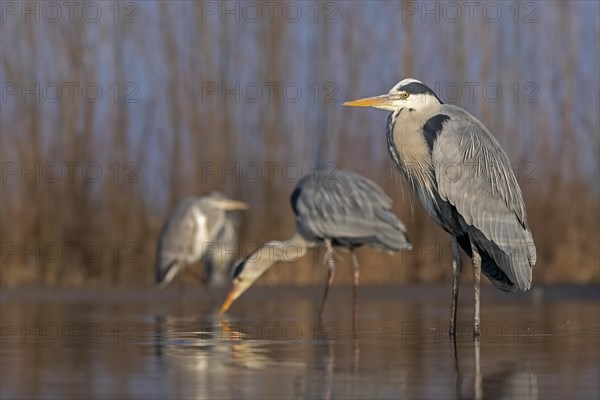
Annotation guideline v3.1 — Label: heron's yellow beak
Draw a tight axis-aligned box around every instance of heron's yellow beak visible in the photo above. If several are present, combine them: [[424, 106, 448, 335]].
[[219, 282, 241, 314], [343, 94, 392, 107], [218, 199, 249, 211]]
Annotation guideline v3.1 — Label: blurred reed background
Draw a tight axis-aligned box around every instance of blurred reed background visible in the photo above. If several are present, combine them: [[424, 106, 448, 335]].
[[1, 1, 598, 287]]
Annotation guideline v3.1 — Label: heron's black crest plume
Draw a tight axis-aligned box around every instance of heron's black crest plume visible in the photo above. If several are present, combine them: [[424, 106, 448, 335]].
[[397, 81, 443, 104]]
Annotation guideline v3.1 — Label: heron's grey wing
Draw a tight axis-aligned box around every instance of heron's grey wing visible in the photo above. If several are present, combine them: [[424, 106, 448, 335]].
[[203, 214, 238, 287], [156, 198, 203, 280], [429, 105, 536, 290], [292, 170, 411, 251]]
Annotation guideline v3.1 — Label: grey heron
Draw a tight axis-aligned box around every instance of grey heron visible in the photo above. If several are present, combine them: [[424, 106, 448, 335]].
[[344, 78, 536, 336], [155, 192, 248, 289], [219, 169, 412, 315]]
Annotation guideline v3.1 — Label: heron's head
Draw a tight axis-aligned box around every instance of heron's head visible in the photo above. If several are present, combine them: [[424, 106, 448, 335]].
[[219, 258, 250, 314], [205, 191, 249, 211], [219, 242, 281, 314], [344, 78, 442, 112]]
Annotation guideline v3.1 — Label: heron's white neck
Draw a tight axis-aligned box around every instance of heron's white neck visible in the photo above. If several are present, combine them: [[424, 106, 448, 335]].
[[387, 100, 442, 210], [243, 233, 309, 281]]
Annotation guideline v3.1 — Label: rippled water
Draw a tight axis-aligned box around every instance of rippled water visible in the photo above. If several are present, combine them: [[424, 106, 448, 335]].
[[1, 285, 598, 399]]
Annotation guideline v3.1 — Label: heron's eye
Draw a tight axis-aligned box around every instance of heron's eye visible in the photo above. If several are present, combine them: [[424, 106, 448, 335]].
[[400, 92, 409, 100], [231, 259, 246, 280]]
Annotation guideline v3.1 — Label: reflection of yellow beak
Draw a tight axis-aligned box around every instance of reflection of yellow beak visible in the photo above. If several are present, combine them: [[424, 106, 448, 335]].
[[343, 94, 392, 107], [219, 282, 240, 314], [219, 199, 249, 211]]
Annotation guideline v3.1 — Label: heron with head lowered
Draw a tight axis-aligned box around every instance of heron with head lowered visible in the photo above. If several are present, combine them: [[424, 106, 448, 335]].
[[219, 169, 412, 317]]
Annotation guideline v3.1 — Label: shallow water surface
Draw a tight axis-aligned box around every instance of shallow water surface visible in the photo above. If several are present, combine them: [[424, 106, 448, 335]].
[[1, 285, 598, 399]]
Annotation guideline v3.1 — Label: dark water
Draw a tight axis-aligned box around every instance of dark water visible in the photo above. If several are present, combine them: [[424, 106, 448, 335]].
[[1, 285, 598, 399]]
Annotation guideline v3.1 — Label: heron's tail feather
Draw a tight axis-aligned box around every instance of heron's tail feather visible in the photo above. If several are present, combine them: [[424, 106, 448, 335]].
[[156, 259, 178, 289], [457, 235, 518, 292], [480, 254, 516, 292], [374, 209, 413, 252]]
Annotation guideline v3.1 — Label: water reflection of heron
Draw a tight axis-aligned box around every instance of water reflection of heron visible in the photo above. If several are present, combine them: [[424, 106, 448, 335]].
[[152, 316, 303, 399], [219, 169, 412, 319], [345, 79, 537, 336], [155, 192, 248, 289], [302, 341, 336, 400], [451, 337, 538, 400]]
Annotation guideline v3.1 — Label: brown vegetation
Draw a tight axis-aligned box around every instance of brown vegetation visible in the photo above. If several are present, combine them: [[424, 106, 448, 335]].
[[1, 2, 598, 287]]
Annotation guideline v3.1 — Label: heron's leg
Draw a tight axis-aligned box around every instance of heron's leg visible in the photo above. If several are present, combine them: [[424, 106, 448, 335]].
[[351, 251, 360, 297], [318, 240, 336, 319], [350, 251, 360, 324], [471, 242, 481, 336], [322, 239, 336, 264], [349, 251, 360, 375], [449, 238, 462, 337]]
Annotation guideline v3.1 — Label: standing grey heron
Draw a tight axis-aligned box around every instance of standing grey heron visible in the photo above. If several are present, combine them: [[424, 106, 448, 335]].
[[155, 192, 248, 289], [219, 169, 412, 316], [344, 79, 536, 336]]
